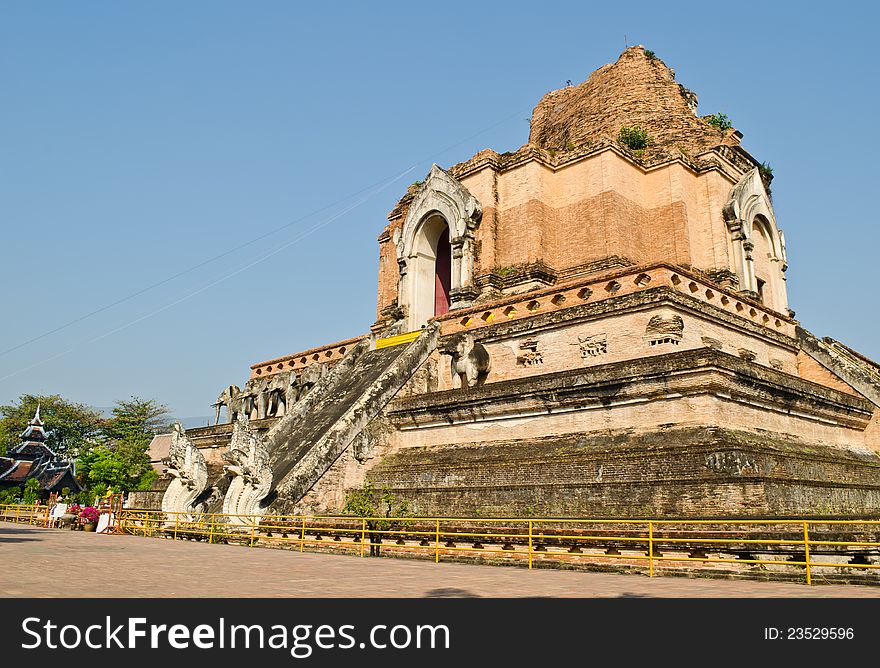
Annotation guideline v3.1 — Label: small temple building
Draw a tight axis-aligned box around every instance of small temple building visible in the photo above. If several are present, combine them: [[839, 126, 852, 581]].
[[0, 406, 81, 499], [162, 47, 880, 521]]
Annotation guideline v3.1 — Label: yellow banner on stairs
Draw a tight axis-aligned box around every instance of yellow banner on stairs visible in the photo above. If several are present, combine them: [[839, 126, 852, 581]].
[[375, 330, 422, 349]]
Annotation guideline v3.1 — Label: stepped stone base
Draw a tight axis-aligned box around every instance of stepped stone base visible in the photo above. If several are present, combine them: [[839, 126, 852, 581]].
[[367, 427, 880, 517]]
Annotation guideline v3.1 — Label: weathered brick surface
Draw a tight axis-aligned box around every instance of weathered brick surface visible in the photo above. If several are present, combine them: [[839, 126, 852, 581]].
[[529, 46, 735, 160], [367, 428, 880, 517], [374, 47, 755, 322], [797, 351, 859, 395]]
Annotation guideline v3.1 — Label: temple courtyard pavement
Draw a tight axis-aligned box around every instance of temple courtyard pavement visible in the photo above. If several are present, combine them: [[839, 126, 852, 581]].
[[3, 521, 879, 598]]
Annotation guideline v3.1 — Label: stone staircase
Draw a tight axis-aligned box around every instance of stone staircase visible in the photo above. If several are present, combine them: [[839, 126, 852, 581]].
[[798, 326, 880, 407], [264, 323, 440, 511]]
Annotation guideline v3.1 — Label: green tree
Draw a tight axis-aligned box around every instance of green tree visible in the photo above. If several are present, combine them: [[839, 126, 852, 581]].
[[102, 397, 171, 448], [0, 394, 103, 457], [21, 478, 41, 504], [76, 443, 158, 495], [343, 481, 410, 556], [76, 396, 167, 494]]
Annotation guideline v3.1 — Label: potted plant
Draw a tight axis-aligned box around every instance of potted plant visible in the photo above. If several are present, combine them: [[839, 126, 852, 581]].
[[80, 506, 99, 532], [66, 504, 82, 529]]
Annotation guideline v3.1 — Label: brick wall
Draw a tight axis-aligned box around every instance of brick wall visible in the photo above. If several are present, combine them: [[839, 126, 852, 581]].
[[367, 428, 880, 517]]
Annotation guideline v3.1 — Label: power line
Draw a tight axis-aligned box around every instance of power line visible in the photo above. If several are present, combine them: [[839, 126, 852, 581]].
[[0, 106, 526, 360], [0, 106, 529, 382], [0, 168, 410, 384]]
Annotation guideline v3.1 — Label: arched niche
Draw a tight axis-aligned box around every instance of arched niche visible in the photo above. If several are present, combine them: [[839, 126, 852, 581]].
[[722, 168, 789, 314], [405, 213, 451, 327], [396, 164, 482, 331]]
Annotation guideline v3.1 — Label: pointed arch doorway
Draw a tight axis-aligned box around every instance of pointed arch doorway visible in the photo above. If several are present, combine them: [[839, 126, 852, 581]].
[[405, 213, 452, 328], [396, 165, 482, 331], [434, 225, 451, 317]]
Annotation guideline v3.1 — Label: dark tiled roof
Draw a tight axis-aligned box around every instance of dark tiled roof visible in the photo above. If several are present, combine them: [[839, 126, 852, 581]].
[[8, 442, 54, 460], [20, 424, 47, 441], [38, 468, 80, 491], [3, 461, 33, 482], [0, 457, 14, 478]]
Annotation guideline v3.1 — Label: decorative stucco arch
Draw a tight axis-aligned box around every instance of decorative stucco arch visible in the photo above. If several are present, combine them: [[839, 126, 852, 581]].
[[722, 168, 789, 314], [396, 164, 482, 331]]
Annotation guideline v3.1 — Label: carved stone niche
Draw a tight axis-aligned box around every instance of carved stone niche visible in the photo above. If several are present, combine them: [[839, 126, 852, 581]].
[[704, 451, 755, 476], [575, 334, 607, 360], [646, 315, 684, 346], [701, 336, 723, 351], [516, 339, 544, 367], [396, 165, 482, 330]]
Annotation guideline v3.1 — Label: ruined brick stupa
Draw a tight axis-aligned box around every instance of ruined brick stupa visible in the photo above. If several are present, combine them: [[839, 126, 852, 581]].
[[163, 47, 880, 519]]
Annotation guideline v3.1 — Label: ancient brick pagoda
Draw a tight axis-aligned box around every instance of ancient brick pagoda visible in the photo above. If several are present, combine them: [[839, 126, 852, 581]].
[[165, 47, 880, 520]]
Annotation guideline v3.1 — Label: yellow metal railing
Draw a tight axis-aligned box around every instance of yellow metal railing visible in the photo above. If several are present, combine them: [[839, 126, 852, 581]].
[[6, 505, 880, 585], [112, 511, 880, 585], [0, 503, 51, 526]]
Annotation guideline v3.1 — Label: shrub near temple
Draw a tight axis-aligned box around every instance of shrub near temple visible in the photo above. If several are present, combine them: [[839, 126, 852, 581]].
[[79, 506, 99, 525], [618, 125, 650, 150]]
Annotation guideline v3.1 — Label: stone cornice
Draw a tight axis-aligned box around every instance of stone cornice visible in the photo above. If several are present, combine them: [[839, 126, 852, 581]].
[[464, 285, 798, 351], [386, 348, 873, 432], [250, 334, 368, 378], [434, 263, 796, 342]]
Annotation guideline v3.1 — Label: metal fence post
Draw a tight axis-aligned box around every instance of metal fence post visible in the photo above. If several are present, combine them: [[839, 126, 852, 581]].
[[250, 519, 257, 547], [144, 512, 149, 537], [648, 521, 654, 578], [209, 515, 215, 544], [361, 519, 366, 557], [528, 520, 534, 570], [803, 522, 812, 585], [435, 520, 440, 563], [300, 517, 306, 553]]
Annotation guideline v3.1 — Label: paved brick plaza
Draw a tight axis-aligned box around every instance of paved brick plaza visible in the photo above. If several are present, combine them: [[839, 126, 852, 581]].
[[2, 521, 879, 598]]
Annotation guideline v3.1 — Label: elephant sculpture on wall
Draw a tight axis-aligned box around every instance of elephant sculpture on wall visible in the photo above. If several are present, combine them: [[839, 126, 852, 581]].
[[213, 363, 330, 426], [264, 372, 290, 418], [441, 332, 491, 389], [231, 373, 293, 421], [212, 385, 241, 425], [286, 362, 327, 404], [236, 379, 261, 420]]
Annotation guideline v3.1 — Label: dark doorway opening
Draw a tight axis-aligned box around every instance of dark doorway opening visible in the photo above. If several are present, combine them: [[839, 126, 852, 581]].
[[434, 227, 451, 317]]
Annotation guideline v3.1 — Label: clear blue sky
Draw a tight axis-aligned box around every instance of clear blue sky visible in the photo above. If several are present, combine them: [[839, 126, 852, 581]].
[[1, 2, 877, 419]]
